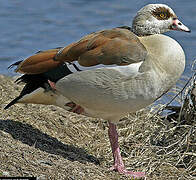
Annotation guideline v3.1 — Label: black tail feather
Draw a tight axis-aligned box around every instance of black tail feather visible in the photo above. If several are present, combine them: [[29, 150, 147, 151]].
[[4, 96, 23, 110], [14, 75, 33, 84], [5, 63, 74, 110]]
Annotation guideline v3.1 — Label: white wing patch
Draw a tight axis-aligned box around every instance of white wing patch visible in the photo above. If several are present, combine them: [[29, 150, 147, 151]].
[[66, 61, 117, 73], [105, 62, 142, 76], [66, 61, 142, 76]]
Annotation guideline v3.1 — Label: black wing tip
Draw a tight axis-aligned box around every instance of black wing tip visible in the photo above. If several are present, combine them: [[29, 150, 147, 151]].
[[7, 60, 23, 69], [14, 76, 24, 84]]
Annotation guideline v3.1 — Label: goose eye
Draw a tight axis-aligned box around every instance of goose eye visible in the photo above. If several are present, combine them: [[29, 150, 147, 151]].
[[159, 13, 166, 18]]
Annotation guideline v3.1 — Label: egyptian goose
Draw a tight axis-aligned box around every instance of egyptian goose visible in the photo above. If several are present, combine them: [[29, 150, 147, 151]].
[[5, 4, 190, 178]]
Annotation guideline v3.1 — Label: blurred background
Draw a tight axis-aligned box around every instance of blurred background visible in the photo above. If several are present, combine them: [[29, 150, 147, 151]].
[[0, 0, 195, 77]]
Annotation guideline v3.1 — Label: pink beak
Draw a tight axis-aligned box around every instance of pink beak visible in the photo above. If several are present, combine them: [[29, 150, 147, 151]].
[[171, 18, 191, 33]]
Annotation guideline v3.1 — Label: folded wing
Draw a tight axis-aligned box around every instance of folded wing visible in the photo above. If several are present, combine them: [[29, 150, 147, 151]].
[[14, 28, 147, 75]]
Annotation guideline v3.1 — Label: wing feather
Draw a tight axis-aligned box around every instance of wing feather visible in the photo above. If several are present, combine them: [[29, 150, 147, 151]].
[[13, 27, 147, 75], [55, 28, 147, 66], [15, 49, 62, 74]]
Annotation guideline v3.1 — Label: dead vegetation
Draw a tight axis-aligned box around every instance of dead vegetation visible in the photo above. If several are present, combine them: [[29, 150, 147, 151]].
[[0, 74, 195, 180]]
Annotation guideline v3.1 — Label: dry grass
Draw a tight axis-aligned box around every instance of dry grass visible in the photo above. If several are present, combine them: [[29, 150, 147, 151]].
[[0, 74, 195, 180]]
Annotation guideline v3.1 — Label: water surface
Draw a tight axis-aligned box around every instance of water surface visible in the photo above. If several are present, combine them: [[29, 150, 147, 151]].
[[0, 0, 195, 79]]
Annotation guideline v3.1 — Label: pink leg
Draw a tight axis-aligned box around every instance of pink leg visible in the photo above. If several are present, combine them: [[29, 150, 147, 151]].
[[71, 104, 84, 114], [66, 102, 84, 114], [108, 122, 145, 178], [48, 80, 56, 90]]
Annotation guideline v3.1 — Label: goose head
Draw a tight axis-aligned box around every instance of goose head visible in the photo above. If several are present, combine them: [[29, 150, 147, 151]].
[[132, 4, 190, 36]]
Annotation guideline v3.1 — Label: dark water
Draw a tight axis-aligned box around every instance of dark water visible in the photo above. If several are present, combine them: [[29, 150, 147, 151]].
[[0, 0, 196, 77]]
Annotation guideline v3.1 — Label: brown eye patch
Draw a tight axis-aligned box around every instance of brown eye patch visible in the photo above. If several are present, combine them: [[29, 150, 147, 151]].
[[152, 7, 176, 20]]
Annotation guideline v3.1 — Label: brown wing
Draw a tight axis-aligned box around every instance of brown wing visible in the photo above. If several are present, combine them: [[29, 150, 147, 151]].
[[55, 28, 147, 66], [15, 48, 63, 74], [15, 28, 147, 74]]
